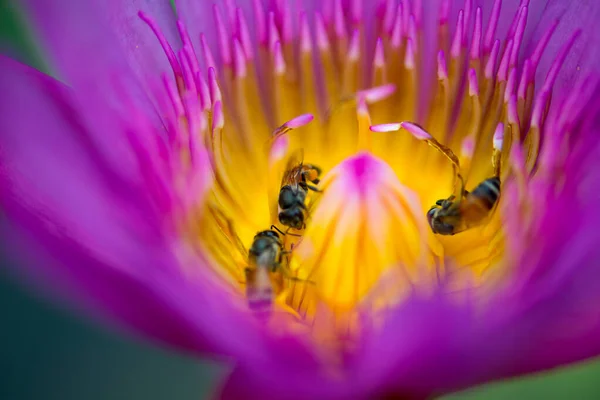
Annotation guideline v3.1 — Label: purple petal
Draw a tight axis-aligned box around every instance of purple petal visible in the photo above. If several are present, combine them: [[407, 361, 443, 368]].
[[218, 352, 356, 400], [19, 1, 181, 187], [105, 0, 181, 80], [0, 56, 158, 263], [0, 56, 187, 348], [175, 0, 221, 65], [19, 0, 177, 144], [0, 56, 265, 359], [525, 0, 600, 94], [355, 89, 600, 397], [21, 0, 179, 86]]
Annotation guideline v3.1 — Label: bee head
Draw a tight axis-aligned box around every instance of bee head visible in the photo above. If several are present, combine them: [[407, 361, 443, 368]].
[[279, 207, 305, 230], [427, 206, 456, 235], [250, 230, 281, 255]]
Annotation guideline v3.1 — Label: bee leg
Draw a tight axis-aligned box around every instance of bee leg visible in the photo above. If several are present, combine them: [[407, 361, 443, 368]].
[[281, 242, 295, 264], [280, 249, 292, 265], [270, 225, 286, 235], [283, 239, 303, 255], [306, 184, 322, 192], [279, 263, 316, 285], [441, 200, 453, 209], [270, 224, 303, 237], [435, 199, 445, 206], [283, 226, 303, 237]]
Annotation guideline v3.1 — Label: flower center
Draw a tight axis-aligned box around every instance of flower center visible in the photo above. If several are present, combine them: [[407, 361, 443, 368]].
[[142, 0, 578, 342]]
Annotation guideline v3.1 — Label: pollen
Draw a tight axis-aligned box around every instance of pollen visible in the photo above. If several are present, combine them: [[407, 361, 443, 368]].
[[142, 0, 580, 345]]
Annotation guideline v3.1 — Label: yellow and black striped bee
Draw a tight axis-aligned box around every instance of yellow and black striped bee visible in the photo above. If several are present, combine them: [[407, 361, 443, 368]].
[[208, 206, 293, 315], [278, 150, 322, 230], [380, 121, 503, 235], [244, 229, 287, 313], [427, 176, 501, 235], [425, 128, 503, 235]]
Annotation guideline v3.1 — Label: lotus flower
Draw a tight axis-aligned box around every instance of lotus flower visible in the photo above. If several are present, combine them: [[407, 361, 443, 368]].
[[2, 0, 600, 398]]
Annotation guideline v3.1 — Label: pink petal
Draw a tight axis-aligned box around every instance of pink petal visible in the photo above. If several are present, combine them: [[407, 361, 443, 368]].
[[526, 1, 600, 95], [175, 0, 223, 65], [22, 0, 179, 83], [357, 90, 600, 398], [106, 0, 181, 79], [20, 0, 176, 132], [0, 57, 262, 359]]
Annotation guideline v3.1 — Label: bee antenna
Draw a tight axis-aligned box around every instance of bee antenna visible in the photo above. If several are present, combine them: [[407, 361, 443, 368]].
[[270, 225, 302, 237], [270, 225, 286, 235], [285, 228, 303, 237]]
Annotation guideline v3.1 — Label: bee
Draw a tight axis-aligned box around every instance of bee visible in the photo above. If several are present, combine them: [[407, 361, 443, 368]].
[[427, 177, 501, 235], [425, 126, 504, 235], [244, 229, 286, 313], [278, 150, 322, 230], [209, 206, 308, 315], [375, 121, 504, 235]]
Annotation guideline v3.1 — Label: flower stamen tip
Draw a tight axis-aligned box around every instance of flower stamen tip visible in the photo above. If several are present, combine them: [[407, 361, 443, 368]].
[[399, 122, 432, 140], [286, 113, 314, 129], [359, 84, 396, 104], [370, 123, 401, 133], [493, 123, 504, 150]]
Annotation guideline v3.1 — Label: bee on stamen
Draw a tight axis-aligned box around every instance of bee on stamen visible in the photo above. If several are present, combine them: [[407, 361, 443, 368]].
[[422, 123, 504, 235], [278, 150, 322, 230], [426, 175, 502, 235], [209, 206, 310, 315], [245, 228, 314, 314], [370, 121, 504, 235], [244, 229, 287, 313]]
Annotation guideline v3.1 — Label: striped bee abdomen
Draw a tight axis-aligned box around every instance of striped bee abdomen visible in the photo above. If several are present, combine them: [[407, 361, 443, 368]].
[[469, 177, 501, 210]]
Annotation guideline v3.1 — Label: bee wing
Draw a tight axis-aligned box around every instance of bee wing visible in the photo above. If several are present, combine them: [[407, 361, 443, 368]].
[[280, 148, 305, 187], [457, 195, 491, 229]]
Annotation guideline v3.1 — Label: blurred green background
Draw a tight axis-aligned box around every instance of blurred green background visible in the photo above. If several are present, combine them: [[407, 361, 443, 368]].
[[2, 1, 600, 399]]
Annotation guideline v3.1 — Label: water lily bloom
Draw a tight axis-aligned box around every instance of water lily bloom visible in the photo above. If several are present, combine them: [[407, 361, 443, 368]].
[[3, 0, 600, 398]]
